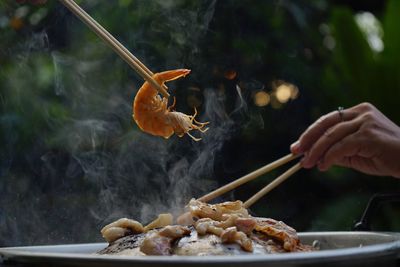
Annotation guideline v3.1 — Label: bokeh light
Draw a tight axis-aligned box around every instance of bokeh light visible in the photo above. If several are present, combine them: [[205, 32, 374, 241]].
[[224, 70, 237, 80], [254, 91, 270, 107], [276, 84, 292, 103], [355, 12, 384, 52]]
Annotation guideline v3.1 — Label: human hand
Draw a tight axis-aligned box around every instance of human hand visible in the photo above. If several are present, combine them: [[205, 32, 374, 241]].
[[291, 103, 400, 178]]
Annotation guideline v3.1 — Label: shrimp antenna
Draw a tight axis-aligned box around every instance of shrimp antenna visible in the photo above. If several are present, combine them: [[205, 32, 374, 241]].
[[187, 132, 202, 142]]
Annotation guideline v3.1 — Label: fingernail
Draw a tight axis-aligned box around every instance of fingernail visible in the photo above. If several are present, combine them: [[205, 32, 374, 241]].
[[290, 141, 301, 154]]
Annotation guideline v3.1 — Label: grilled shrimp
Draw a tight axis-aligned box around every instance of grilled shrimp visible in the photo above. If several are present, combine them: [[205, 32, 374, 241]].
[[132, 69, 209, 141]]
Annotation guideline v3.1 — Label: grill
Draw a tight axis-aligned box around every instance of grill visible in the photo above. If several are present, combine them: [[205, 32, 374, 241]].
[[1, 231, 400, 267]]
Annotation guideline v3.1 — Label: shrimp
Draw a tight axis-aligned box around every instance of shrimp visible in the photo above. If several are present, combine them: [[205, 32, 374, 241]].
[[133, 69, 209, 141]]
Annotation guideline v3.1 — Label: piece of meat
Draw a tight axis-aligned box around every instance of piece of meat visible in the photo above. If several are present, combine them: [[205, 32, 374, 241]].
[[139, 225, 190, 255], [176, 211, 197, 226], [144, 213, 173, 231], [250, 233, 287, 254], [252, 231, 315, 253], [254, 217, 299, 251], [97, 232, 146, 256], [220, 226, 253, 252], [101, 227, 131, 244], [187, 198, 249, 221], [159, 225, 191, 239], [235, 217, 257, 234], [140, 231, 172, 255], [218, 214, 239, 228], [194, 218, 224, 236], [101, 218, 144, 243]]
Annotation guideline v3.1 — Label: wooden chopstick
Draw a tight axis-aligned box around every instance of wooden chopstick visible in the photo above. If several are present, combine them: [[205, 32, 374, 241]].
[[59, 0, 170, 98], [243, 162, 302, 208], [198, 153, 300, 203]]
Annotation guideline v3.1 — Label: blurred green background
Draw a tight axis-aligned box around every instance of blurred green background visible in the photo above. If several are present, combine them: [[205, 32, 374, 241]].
[[1, 0, 400, 246]]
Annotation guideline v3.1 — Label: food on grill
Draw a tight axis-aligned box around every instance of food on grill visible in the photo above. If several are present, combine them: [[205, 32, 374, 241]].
[[97, 199, 315, 256], [132, 69, 209, 141], [101, 213, 174, 243]]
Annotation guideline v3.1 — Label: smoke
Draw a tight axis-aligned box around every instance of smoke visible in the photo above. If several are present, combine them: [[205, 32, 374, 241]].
[[127, 0, 217, 69], [86, 85, 248, 225], [14, 30, 50, 63], [158, 0, 217, 66]]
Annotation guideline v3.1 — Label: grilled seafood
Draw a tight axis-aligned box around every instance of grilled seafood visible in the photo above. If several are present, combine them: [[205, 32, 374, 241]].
[[254, 217, 299, 251], [140, 225, 191, 255], [101, 218, 144, 243], [132, 69, 209, 141], [97, 199, 315, 256], [187, 198, 249, 221]]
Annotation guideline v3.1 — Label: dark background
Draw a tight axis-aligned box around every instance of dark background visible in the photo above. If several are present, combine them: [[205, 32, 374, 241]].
[[0, 0, 399, 247]]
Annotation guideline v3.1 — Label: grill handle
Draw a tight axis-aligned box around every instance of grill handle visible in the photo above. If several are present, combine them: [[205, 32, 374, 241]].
[[353, 193, 400, 231]]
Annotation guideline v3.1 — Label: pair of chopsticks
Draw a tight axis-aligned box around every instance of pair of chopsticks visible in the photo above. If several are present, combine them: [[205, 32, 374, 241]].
[[198, 153, 302, 208], [59, 0, 169, 98]]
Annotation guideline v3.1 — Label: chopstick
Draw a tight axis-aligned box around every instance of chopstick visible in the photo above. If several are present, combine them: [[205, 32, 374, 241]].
[[59, 0, 170, 98], [243, 162, 302, 208], [198, 153, 300, 203]]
